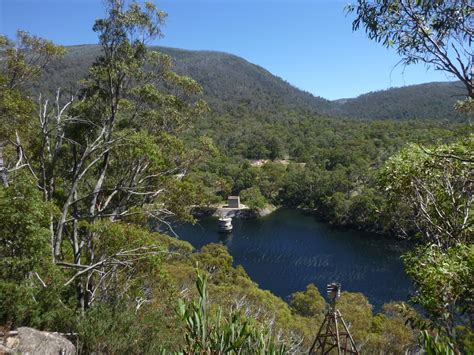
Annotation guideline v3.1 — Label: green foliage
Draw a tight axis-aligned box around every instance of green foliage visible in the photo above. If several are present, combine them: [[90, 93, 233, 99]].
[[76, 302, 170, 355], [422, 330, 455, 355], [379, 137, 473, 245], [0, 174, 73, 329], [333, 82, 466, 120], [335, 294, 417, 354], [8, 1, 213, 317], [1, 2, 470, 354], [240, 186, 267, 209], [189, 118, 466, 233], [0, 31, 65, 171], [380, 137, 473, 350], [191, 244, 241, 285], [288, 286, 417, 353], [1, 1, 212, 345], [337, 292, 373, 342], [0, 30, 65, 90], [289, 283, 325, 318], [347, 0, 472, 98], [0, 74, 35, 142], [368, 313, 414, 353], [455, 97, 474, 115], [30, 44, 467, 121], [0, 175, 52, 279], [403, 244, 473, 340], [177, 269, 286, 354]]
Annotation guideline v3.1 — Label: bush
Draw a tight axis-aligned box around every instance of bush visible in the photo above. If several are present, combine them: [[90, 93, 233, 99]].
[[240, 186, 267, 209]]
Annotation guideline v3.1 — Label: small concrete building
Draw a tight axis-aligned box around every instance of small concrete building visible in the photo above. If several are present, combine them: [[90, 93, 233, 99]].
[[227, 196, 240, 208]]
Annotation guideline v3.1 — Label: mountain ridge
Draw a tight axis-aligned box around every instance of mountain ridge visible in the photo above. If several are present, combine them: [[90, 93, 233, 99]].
[[35, 44, 465, 121]]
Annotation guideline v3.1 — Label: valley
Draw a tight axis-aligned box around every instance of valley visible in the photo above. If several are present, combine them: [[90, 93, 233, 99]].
[[1, 1, 472, 353]]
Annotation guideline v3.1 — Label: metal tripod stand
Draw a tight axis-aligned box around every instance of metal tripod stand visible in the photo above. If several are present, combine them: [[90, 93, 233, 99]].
[[308, 283, 359, 355]]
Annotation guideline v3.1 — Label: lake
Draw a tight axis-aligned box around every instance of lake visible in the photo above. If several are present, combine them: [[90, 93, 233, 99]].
[[173, 209, 412, 310]]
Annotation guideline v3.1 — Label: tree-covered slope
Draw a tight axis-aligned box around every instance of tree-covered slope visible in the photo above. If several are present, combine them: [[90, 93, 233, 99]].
[[35, 44, 464, 121], [333, 81, 465, 120], [36, 44, 333, 115]]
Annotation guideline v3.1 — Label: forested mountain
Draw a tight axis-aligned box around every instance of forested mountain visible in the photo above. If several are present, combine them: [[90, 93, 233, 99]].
[[333, 81, 465, 120], [3, 0, 473, 352], [35, 44, 464, 121], [35, 44, 333, 115]]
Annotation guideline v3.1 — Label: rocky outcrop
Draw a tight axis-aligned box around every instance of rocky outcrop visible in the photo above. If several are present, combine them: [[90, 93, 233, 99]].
[[256, 204, 277, 217], [1, 327, 75, 354]]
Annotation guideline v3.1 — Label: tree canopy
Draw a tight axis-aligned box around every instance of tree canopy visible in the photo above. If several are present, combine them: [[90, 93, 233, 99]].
[[347, 0, 473, 98]]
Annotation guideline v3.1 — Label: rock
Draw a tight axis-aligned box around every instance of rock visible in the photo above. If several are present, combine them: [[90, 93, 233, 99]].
[[191, 205, 277, 219], [5, 336, 20, 349], [256, 204, 277, 217], [191, 206, 216, 217], [1, 327, 75, 355], [0, 344, 13, 354]]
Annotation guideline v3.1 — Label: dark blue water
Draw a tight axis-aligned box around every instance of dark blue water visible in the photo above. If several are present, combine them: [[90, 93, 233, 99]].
[[173, 209, 412, 310]]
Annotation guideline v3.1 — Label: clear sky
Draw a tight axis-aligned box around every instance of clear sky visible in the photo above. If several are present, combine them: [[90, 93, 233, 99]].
[[0, 0, 455, 100]]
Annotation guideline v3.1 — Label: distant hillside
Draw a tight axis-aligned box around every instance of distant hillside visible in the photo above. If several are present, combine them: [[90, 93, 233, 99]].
[[35, 44, 333, 116], [333, 82, 465, 120], [33, 44, 465, 121]]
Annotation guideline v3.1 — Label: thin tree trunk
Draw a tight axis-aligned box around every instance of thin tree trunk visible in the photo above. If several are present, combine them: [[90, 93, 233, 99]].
[[0, 144, 8, 187]]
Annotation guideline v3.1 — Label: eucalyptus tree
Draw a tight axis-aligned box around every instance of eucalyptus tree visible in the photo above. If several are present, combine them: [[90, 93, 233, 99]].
[[380, 141, 473, 248], [379, 138, 473, 350], [347, 0, 473, 98], [347, 2, 473, 350], [30, 0, 209, 310], [0, 32, 65, 187]]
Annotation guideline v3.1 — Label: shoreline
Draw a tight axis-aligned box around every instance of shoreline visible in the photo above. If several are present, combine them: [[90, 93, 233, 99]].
[[191, 205, 410, 242], [191, 203, 277, 219]]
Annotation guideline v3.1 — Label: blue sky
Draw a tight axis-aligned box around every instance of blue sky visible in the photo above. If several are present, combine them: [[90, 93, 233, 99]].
[[0, 0, 454, 100]]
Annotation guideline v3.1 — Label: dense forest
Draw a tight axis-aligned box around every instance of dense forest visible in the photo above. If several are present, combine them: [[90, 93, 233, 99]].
[[332, 81, 466, 120], [27, 41, 472, 234], [187, 114, 469, 234], [33, 45, 465, 121], [0, 0, 472, 354]]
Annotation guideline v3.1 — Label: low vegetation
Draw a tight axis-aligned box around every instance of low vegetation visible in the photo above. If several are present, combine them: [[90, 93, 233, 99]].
[[0, 0, 472, 353]]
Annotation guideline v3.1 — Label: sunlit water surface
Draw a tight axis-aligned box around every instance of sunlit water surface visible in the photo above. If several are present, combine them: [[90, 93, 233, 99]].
[[173, 209, 412, 310]]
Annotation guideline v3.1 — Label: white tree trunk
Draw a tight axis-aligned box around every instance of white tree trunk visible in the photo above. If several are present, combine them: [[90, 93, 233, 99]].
[[0, 144, 8, 187]]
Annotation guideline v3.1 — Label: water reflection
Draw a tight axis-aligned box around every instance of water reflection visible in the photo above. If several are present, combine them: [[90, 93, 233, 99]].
[[218, 231, 233, 246]]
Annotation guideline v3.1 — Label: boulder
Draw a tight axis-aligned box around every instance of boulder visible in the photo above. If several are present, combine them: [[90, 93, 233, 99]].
[[1, 327, 75, 355]]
